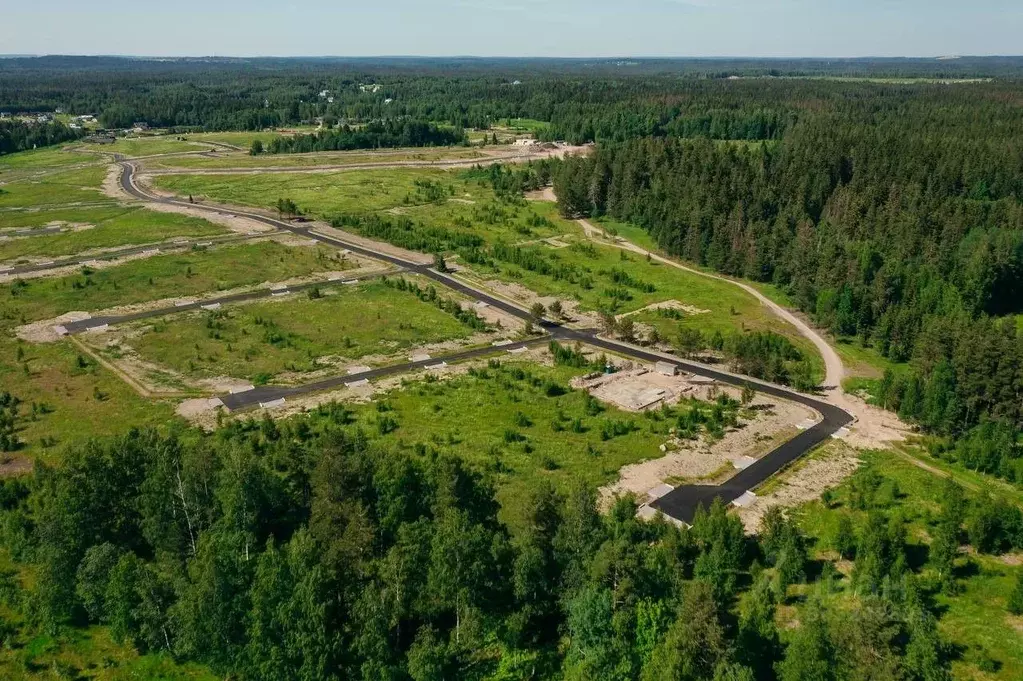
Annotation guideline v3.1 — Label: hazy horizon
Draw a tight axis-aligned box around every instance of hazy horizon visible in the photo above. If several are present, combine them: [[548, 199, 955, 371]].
[[3, 0, 1021, 59]]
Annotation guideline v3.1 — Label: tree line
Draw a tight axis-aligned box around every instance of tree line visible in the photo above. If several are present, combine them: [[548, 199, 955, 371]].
[[260, 120, 465, 154], [2, 416, 1000, 681], [0, 120, 83, 156], [552, 88, 1023, 457]]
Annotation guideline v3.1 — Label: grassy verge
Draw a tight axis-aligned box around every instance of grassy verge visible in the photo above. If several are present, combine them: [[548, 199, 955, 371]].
[[149, 146, 484, 170]]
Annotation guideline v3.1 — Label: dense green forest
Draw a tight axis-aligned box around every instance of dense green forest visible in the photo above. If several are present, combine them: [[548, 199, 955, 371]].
[[263, 120, 465, 154], [2, 56, 1021, 139], [5, 414, 1017, 681], [0, 120, 82, 156], [553, 85, 1023, 474]]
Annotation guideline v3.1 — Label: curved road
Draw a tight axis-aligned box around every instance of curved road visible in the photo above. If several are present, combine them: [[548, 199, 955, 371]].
[[115, 161, 852, 523]]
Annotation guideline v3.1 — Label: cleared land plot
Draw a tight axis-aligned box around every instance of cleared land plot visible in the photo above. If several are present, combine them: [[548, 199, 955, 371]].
[[94, 136, 211, 157], [0, 166, 113, 209], [342, 359, 687, 527], [0, 206, 226, 261], [153, 167, 477, 215], [148, 168, 821, 371], [0, 146, 102, 173], [0, 240, 347, 326], [117, 279, 481, 385], [0, 336, 178, 461]]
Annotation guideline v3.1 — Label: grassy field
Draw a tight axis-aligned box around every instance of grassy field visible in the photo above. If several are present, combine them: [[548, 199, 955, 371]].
[[788, 448, 1023, 681], [148, 146, 484, 170], [496, 118, 551, 134], [0, 166, 113, 209], [340, 358, 720, 528], [0, 207, 226, 261], [123, 279, 479, 384], [0, 146, 102, 173], [593, 217, 660, 252], [94, 136, 210, 158], [0, 240, 347, 325], [153, 167, 469, 215], [0, 336, 178, 459]]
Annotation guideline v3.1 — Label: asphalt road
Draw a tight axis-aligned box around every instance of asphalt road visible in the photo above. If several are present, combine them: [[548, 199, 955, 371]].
[[117, 161, 853, 524]]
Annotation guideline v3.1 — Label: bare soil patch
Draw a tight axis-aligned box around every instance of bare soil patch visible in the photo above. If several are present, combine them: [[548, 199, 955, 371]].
[[595, 368, 819, 509], [735, 441, 862, 532]]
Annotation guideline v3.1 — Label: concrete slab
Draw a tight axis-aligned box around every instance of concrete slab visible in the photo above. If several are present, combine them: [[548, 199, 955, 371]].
[[831, 427, 850, 439], [411, 353, 432, 362], [53, 325, 68, 336], [174, 299, 195, 307], [507, 346, 528, 354], [229, 384, 255, 394], [348, 366, 372, 375], [732, 491, 757, 508], [259, 398, 286, 409], [345, 378, 370, 388], [647, 483, 674, 500], [201, 303, 222, 311], [492, 339, 513, 346], [85, 323, 109, 333], [425, 362, 448, 370], [732, 455, 757, 470]]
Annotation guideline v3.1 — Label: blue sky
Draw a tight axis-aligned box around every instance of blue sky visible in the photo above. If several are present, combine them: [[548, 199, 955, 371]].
[[2, 0, 1021, 57]]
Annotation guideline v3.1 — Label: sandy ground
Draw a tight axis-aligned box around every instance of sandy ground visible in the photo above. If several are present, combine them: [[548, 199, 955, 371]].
[[456, 275, 600, 330], [16, 311, 91, 343], [735, 441, 862, 532], [592, 365, 819, 509], [617, 299, 711, 319]]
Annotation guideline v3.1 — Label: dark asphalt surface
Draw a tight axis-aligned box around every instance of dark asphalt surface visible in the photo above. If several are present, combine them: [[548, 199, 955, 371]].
[[117, 161, 853, 524]]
